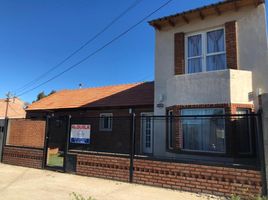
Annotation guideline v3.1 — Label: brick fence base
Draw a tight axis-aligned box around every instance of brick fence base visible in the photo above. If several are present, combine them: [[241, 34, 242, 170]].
[[2, 146, 44, 169], [73, 153, 262, 198], [133, 158, 262, 198], [76, 153, 130, 182]]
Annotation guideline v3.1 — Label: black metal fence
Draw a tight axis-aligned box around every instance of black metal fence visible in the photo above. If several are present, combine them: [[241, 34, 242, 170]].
[[56, 113, 262, 168], [0, 113, 263, 169]]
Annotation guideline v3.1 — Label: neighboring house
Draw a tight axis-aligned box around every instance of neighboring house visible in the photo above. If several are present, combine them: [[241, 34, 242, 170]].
[[0, 98, 26, 119], [26, 82, 154, 154], [149, 0, 268, 160], [0, 97, 26, 157]]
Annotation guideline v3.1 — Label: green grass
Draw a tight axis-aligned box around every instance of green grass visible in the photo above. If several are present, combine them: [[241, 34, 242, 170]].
[[47, 153, 64, 167]]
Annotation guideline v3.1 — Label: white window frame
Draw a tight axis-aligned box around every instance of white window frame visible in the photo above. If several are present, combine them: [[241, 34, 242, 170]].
[[99, 113, 113, 131], [185, 27, 226, 74]]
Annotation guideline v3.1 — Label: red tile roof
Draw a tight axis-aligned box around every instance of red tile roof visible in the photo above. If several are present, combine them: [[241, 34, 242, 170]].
[[27, 82, 154, 111], [0, 98, 26, 119]]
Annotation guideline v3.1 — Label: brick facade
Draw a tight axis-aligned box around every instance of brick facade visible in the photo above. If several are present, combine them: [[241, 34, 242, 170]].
[[225, 21, 238, 70], [133, 158, 261, 198], [174, 32, 185, 75], [167, 103, 254, 150], [2, 146, 44, 169], [76, 153, 130, 182], [6, 119, 46, 148]]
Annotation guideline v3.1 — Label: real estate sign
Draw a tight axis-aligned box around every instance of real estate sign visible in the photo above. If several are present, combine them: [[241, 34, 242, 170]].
[[70, 124, 91, 144]]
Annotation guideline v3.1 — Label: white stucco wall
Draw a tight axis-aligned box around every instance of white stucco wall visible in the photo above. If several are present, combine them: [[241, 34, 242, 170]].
[[153, 4, 268, 156], [166, 69, 252, 106]]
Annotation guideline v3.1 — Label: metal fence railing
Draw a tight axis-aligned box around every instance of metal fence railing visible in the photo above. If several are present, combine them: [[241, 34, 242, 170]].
[[0, 113, 262, 169]]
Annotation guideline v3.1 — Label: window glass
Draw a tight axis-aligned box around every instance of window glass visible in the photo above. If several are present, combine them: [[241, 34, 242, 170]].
[[187, 34, 202, 73], [181, 108, 225, 153], [188, 34, 202, 57], [188, 58, 202, 73], [207, 29, 225, 53], [206, 54, 226, 71]]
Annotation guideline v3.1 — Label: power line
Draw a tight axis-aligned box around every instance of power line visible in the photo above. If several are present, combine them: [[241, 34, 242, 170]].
[[13, 0, 143, 94], [16, 0, 173, 97]]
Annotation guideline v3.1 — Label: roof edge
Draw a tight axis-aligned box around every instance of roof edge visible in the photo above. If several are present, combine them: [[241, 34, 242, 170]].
[[149, 0, 265, 29]]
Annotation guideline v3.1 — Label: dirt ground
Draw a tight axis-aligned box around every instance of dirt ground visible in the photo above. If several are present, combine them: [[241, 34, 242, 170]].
[[0, 163, 223, 200]]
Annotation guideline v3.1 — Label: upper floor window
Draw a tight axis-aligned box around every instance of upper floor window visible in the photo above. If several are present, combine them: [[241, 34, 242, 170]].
[[186, 28, 226, 74]]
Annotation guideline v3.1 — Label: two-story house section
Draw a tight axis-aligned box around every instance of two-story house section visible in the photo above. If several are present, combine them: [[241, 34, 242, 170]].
[[149, 0, 268, 159]]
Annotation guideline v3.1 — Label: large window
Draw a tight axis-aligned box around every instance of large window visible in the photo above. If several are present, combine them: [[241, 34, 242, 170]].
[[99, 113, 113, 131], [181, 108, 225, 153], [186, 28, 226, 73]]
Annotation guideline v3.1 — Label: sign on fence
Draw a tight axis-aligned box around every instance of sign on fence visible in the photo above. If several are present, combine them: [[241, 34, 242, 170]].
[[70, 124, 91, 144]]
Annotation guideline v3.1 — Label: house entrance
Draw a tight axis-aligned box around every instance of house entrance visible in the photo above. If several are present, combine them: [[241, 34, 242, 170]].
[[45, 116, 68, 171]]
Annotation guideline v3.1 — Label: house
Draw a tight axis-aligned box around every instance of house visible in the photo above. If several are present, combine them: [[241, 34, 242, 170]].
[[0, 98, 26, 119], [149, 0, 268, 163], [0, 97, 26, 159], [0, 97, 26, 133], [26, 82, 154, 156], [2, 0, 268, 197]]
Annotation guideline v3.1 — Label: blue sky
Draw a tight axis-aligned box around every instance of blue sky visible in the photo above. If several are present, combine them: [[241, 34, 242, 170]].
[[0, 0, 267, 103]]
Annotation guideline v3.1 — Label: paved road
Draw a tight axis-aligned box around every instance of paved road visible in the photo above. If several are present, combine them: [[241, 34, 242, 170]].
[[0, 164, 221, 200]]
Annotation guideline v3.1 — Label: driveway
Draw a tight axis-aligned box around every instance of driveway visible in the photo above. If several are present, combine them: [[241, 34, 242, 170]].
[[0, 164, 221, 200]]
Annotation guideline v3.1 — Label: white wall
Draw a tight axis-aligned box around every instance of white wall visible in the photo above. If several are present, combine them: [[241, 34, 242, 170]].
[[166, 69, 252, 107], [153, 4, 268, 156]]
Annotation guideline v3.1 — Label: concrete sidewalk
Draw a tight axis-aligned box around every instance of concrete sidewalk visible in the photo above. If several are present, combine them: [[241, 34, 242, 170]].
[[0, 164, 222, 200]]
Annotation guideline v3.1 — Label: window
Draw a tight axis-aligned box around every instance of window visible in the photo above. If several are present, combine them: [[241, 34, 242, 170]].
[[167, 110, 174, 149], [100, 113, 113, 131], [181, 108, 225, 153], [186, 28, 226, 73]]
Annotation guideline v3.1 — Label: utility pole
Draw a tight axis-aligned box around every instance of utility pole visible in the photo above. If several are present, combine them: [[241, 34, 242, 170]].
[[4, 92, 11, 119]]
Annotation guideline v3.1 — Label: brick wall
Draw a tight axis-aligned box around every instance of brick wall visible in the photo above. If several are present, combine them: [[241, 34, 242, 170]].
[[2, 146, 44, 169], [133, 158, 262, 198], [174, 32, 185, 75], [225, 21, 238, 70], [6, 119, 46, 148], [76, 153, 130, 182]]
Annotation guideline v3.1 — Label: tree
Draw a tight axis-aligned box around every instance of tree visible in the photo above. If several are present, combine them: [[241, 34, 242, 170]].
[[37, 91, 46, 101], [49, 90, 56, 96], [34, 90, 56, 102]]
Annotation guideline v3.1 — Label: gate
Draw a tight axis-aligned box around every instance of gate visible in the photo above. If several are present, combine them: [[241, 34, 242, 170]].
[[44, 116, 69, 171]]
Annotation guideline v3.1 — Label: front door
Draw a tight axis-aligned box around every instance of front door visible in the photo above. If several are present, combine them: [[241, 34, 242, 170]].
[[141, 113, 153, 154], [45, 117, 68, 170]]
